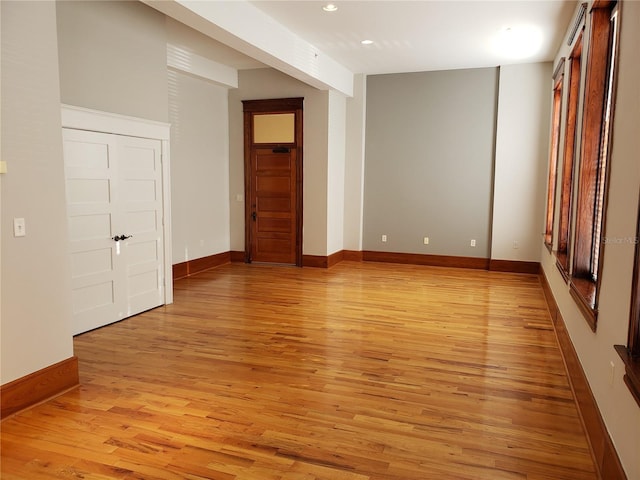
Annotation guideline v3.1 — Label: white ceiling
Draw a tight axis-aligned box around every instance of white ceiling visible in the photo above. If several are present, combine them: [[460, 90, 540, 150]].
[[248, 0, 577, 75], [151, 0, 578, 93]]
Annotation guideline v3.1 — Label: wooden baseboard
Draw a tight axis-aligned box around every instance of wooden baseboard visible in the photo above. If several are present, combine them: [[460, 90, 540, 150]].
[[362, 251, 490, 270], [327, 250, 344, 267], [302, 254, 329, 268], [540, 271, 627, 480], [303, 251, 363, 268], [229, 248, 537, 276], [173, 252, 231, 280], [1, 356, 79, 420], [343, 250, 363, 262], [173, 261, 188, 280], [489, 259, 541, 274], [230, 250, 246, 263]]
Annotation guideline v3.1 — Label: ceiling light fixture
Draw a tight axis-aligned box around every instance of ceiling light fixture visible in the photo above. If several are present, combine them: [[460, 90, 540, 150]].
[[493, 25, 543, 59], [361, 39, 374, 45], [322, 3, 338, 12]]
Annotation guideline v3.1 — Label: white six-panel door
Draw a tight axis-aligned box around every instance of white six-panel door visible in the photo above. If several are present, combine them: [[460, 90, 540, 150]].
[[63, 128, 165, 335]]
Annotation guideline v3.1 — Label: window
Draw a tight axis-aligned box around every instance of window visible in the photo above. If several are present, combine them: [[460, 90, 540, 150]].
[[556, 33, 583, 278], [615, 197, 640, 407], [544, 60, 565, 250], [570, 2, 619, 330]]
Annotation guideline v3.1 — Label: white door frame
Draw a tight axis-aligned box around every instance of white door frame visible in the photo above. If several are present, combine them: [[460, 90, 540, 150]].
[[61, 104, 173, 305]]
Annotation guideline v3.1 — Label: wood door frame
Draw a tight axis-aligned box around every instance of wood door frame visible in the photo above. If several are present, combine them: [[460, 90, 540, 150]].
[[61, 104, 173, 305], [242, 97, 303, 266]]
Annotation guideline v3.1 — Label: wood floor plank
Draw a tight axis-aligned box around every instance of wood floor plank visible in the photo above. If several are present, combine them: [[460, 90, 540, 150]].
[[1, 262, 597, 479]]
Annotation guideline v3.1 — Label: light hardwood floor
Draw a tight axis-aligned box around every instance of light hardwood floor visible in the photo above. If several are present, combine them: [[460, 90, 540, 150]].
[[1, 262, 597, 479]]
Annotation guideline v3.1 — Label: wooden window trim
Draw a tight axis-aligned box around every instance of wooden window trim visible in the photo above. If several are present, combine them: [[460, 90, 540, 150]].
[[567, 3, 588, 46], [555, 33, 583, 279], [570, 278, 597, 330], [544, 59, 565, 252], [570, 2, 619, 330]]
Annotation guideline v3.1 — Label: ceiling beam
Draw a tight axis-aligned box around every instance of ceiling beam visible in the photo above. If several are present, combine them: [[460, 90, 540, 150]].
[[167, 44, 238, 88], [144, 0, 354, 97]]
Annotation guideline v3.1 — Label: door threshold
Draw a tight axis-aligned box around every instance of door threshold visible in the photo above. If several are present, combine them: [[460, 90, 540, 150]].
[[250, 262, 298, 267]]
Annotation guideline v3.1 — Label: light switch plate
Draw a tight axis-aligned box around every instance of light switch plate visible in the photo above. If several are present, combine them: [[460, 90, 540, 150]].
[[13, 217, 26, 237]]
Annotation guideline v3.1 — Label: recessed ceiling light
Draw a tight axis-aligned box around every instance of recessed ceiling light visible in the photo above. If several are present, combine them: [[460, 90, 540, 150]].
[[361, 39, 374, 45], [493, 25, 543, 59], [322, 3, 338, 12]]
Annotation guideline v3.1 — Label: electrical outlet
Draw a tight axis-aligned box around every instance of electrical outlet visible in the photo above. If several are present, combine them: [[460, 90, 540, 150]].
[[382, 234, 387, 242], [423, 237, 429, 245], [513, 240, 519, 249], [470, 239, 476, 247], [609, 361, 615, 386]]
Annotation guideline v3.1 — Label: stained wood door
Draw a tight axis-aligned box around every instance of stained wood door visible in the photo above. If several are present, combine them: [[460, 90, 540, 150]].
[[243, 98, 303, 266], [251, 147, 297, 264], [63, 128, 165, 334]]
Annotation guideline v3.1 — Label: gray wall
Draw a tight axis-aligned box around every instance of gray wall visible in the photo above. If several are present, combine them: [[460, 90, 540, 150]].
[[168, 69, 231, 263], [541, 2, 640, 477], [363, 68, 498, 258], [1, 1, 74, 383], [56, 0, 168, 122], [228, 68, 330, 256], [56, 0, 236, 266]]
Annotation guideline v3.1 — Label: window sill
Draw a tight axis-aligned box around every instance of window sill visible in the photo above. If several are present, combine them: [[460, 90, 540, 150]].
[[544, 241, 553, 254], [615, 345, 640, 408], [570, 277, 598, 331]]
